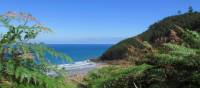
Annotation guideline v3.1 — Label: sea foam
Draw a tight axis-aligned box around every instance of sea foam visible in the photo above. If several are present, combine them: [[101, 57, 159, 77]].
[[47, 60, 97, 76]]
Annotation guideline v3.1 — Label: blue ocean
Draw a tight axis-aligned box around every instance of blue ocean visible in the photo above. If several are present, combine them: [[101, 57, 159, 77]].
[[47, 44, 112, 64]]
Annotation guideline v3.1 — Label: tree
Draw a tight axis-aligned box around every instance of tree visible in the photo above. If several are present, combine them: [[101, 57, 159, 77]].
[[0, 12, 75, 88], [177, 10, 182, 15], [188, 6, 193, 13]]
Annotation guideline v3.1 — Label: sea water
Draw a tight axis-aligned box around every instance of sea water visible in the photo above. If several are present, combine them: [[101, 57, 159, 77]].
[[47, 44, 112, 64], [45, 44, 112, 75]]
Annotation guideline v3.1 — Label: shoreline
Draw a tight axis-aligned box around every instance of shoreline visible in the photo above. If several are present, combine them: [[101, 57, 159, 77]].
[[46, 58, 108, 80], [58, 59, 106, 77]]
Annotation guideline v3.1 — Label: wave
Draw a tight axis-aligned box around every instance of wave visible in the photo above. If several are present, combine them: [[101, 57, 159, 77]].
[[47, 60, 97, 76], [57, 60, 96, 70]]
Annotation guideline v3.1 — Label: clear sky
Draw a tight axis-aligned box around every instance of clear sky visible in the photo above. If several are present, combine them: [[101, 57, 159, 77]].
[[0, 0, 200, 44]]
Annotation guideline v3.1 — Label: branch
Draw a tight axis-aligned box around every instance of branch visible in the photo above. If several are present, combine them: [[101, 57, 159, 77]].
[[134, 82, 138, 88]]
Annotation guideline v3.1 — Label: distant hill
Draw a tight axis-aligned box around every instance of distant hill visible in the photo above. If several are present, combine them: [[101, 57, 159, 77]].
[[101, 10, 200, 61]]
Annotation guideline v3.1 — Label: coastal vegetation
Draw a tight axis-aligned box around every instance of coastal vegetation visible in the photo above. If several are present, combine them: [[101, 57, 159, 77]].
[[0, 12, 76, 88], [84, 7, 200, 88], [0, 7, 200, 88], [85, 29, 200, 88], [101, 7, 200, 61]]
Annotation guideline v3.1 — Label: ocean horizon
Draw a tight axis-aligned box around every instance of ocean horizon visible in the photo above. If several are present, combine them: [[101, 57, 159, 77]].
[[47, 44, 112, 64]]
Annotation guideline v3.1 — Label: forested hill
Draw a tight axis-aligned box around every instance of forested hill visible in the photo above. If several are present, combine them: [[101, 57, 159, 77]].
[[101, 8, 200, 61]]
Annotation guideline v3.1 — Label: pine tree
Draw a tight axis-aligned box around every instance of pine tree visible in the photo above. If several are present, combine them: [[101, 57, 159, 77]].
[[177, 10, 182, 15], [188, 6, 193, 13]]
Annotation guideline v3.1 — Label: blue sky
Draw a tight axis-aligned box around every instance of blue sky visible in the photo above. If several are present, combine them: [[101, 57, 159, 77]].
[[0, 0, 200, 44]]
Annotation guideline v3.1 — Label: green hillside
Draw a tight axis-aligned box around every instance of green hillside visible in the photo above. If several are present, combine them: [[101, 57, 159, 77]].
[[101, 9, 200, 61], [85, 8, 200, 88]]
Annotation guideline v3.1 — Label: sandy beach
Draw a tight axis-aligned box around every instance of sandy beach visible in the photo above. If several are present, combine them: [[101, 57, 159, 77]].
[[57, 60, 105, 77]]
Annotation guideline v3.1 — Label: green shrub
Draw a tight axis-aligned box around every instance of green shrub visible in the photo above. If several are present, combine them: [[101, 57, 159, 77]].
[[85, 29, 200, 88], [84, 64, 152, 88], [0, 12, 76, 88]]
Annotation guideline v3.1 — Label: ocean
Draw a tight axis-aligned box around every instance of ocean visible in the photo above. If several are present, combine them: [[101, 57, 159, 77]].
[[47, 44, 112, 64]]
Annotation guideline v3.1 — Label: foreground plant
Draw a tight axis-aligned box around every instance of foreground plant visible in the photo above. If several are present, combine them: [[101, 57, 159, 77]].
[[0, 12, 75, 88]]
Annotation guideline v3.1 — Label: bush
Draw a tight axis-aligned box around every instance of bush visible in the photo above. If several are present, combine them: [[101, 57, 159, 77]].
[[85, 29, 200, 88], [0, 12, 76, 88], [84, 64, 152, 88]]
